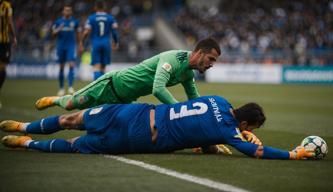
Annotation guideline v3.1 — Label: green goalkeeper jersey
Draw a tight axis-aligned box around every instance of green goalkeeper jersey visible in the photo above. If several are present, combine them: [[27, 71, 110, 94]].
[[109, 50, 200, 104]]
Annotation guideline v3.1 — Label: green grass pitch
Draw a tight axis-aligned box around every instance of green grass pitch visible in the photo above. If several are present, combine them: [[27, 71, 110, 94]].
[[0, 79, 332, 192]]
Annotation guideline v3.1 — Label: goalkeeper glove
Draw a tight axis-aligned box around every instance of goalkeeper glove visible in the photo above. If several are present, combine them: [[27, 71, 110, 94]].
[[192, 144, 232, 155], [216, 144, 232, 155], [242, 130, 262, 145], [289, 146, 315, 160]]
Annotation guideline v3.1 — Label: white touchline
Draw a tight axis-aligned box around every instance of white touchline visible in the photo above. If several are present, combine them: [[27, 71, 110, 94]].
[[105, 155, 249, 192]]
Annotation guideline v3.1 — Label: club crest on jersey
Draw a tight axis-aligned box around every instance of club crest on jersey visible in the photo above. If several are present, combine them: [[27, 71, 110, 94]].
[[70, 21, 75, 28], [89, 107, 103, 115], [162, 63, 172, 72]]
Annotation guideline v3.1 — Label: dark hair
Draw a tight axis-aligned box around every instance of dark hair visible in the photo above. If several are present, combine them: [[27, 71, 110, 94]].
[[234, 103, 266, 127], [95, 0, 105, 10], [194, 37, 221, 55]]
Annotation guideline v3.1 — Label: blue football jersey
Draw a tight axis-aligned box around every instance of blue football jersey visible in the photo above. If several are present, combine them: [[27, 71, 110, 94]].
[[52, 17, 80, 48], [153, 95, 259, 156], [85, 12, 118, 43]]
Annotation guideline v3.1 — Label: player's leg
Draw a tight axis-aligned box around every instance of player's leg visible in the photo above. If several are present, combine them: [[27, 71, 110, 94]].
[[92, 44, 104, 80], [101, 42, 111, 73], [0, 43, 11, 108], [93, 64, 104, 80], [57, 49, 66, 96], [67, 61, 75, 94], [0, 43, 10, 91], [1, 111, 86, 153], [0, 62, 6, 91], [58, 63, 65, 96], [0, 110, 85, 134], [35, 77, 105, 110], [67, 46, 76, 94], [1, 135, 75, 153]]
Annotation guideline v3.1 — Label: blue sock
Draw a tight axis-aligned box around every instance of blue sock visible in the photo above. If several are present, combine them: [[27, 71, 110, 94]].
[[68, 66, 74, 87], [26, 116, 63, 134], [59, 68, 64, 89], [93, 71, 104, 80], [28, 139, 73, 153]]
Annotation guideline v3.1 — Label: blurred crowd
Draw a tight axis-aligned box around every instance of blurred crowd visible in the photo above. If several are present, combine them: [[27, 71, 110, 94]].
[[174, 0, 333, 65], [9, 0, 333, 65], [11, 0, 157, 62]]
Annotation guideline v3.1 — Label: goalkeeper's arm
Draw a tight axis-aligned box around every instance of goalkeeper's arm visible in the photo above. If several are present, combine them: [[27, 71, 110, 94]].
[[152, 63, 179, 104], [181, 78, 200, 100]]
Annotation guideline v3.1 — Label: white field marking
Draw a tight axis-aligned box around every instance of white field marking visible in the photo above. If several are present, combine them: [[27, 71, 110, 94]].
[[105, 155, 249, 192]]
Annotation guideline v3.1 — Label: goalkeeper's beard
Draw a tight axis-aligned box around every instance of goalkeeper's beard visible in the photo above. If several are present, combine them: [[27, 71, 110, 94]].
[[197, 57, 206, 74]]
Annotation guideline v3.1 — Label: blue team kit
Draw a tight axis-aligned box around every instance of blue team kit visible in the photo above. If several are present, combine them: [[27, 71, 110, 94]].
[[53, 17, 80, 63], [85, 12, 118, 65], [73, 96, 258, 155]]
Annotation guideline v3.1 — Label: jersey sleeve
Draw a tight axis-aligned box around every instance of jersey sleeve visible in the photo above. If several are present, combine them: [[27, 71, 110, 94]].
[[152, 54, 179, 104], [181, 77, 200, 100], [227, 128, 290, 159]]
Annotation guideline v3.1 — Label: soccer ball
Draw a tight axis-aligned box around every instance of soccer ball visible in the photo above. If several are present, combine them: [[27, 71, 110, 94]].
[[301, 136, 328, 160]]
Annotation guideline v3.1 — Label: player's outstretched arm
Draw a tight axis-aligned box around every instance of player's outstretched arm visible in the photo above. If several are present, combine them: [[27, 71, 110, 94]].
[[232, 141, 315, 160]]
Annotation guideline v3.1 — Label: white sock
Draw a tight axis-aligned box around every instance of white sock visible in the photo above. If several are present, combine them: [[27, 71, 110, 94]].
[[21, 123, 29, 133], [24, 139, 33, 147]]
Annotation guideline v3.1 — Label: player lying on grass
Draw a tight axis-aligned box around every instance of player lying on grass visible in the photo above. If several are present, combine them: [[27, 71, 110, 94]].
[[35, 37, 220, 111], [1, 95, 314, 160]]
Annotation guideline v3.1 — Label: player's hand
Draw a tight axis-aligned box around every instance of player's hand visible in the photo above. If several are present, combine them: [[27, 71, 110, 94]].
[[289, 146, 315, 160], [242, 130, 262, 145], [192, 145, 232, 155]]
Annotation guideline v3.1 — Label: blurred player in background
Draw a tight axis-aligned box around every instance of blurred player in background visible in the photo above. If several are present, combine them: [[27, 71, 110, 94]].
[[35, 38, 220, 111], [80, 0, 119, 80], [0, 95, 314, 160], [0, 0, 17, 106], [52, 4, 81, 96]]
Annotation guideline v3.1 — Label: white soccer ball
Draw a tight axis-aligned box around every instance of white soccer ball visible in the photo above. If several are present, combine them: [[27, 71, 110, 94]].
[[301, 136, 328, 160]]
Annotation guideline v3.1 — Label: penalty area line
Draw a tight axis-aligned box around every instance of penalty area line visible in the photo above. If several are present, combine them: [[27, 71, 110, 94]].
[[104, 155, 249, 192]]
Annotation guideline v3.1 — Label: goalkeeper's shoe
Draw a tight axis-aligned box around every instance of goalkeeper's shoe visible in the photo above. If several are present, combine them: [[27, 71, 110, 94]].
[[0, 120, 25, 132], [289, 146, 315, 160], [35, 96, 59, 110], [2, 135, 32, 148]]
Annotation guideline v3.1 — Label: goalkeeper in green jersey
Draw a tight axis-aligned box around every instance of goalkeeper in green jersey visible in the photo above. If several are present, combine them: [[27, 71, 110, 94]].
[[35, 38, 221, 111]]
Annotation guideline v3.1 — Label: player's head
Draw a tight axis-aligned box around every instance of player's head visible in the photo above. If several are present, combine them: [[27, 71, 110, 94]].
[[190, 37, 221, 73], [62, 5, 72, 18], [95, 0, 106, 11], [234, 103, 266, 131]]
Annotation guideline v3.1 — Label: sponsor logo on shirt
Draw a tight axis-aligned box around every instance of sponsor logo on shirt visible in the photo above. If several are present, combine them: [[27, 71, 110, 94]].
[[162, 63, 172, 72], [89, 107, 103, 115]]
